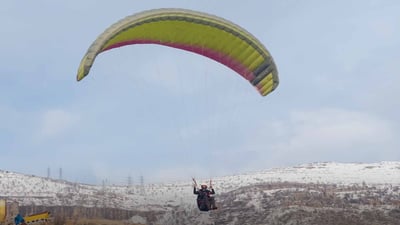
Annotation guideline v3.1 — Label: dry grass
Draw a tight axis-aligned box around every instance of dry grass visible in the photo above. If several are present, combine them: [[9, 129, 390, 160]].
[[57, 218, 143, 225]]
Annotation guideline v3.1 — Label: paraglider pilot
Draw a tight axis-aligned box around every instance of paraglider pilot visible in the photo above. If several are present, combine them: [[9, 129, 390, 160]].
[[193, 182, 217, 211]]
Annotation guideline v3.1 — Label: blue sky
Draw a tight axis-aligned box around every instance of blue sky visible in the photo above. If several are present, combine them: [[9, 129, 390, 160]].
[[1, 0, 399, 185]]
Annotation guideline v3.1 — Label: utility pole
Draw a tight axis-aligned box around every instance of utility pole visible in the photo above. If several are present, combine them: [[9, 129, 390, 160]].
[[128, 175, 132, 187], [59, 168, 63, 180], [140, 175, 145, 195]]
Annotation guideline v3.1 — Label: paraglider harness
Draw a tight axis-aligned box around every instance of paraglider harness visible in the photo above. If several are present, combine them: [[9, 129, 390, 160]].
[[193, 178, 217, 211]]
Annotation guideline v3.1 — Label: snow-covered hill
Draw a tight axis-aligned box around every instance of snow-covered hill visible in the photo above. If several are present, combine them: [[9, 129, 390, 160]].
[[1, 161, 399, 212]]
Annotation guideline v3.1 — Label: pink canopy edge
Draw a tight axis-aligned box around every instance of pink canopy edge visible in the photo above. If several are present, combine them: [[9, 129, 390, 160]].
[[101, 40, 256, 81]]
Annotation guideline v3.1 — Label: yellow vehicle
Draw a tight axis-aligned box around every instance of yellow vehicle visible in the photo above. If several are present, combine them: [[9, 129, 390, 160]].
[[0, 200, 50, 225], [24, 212, 50, 224], [0, 199, 6, 223]]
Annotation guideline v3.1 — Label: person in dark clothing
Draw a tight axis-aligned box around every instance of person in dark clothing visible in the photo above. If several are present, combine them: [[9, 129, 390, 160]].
[[193, 183, 217, 211], [14, 214, 26, 225]]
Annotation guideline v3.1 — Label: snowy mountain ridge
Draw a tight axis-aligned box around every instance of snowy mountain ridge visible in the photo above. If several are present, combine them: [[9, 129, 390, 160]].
[[0, 161, 399, 212]]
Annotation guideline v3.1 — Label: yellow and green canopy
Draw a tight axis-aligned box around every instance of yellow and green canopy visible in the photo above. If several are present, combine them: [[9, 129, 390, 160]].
[[77, 8, 279, 96]]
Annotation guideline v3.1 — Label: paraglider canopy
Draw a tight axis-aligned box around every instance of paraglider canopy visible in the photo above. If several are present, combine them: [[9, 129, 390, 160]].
[[77, 8, 279, 96]]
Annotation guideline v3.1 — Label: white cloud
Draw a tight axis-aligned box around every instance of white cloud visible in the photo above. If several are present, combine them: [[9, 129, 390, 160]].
[[37, 109, 79, 140], [368, 8, 399, 45], [0, 105, 21, 131], [248, 108, 399, 166], [288, 109, 393, 148], [357, 58, 400, 118], [139, 54, 185, 92]]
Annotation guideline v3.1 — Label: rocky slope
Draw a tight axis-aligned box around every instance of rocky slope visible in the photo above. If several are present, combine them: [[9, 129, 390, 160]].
[[1, 161, 400, 225]]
